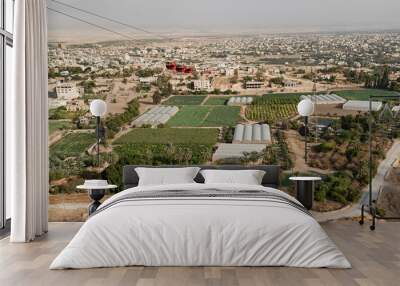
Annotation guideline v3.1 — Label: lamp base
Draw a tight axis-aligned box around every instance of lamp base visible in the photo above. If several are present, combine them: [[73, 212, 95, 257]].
[[88, 189, 105, 215]]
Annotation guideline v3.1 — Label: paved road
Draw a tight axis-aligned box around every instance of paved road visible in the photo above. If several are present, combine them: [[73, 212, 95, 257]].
[[359, 139, 400, 206]]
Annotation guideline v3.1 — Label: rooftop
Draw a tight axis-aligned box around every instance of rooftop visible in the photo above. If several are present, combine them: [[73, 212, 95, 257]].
[[301, 94, 347, 104], [212, 143, 266, 161], [233, 124, 271, 144], [343, 100, 383, 112]]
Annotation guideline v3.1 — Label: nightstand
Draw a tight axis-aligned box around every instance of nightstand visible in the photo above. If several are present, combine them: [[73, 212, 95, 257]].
[[289, 177, 322, 210], [77, 183, 117, 215]]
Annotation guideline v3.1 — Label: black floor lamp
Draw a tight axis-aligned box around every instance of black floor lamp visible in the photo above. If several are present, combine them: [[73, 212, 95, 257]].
[[297, 99, 315, 164], [90, 99, 107, 167]]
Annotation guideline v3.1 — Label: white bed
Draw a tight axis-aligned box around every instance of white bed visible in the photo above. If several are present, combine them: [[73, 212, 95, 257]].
[[50, 183, 351, 269]]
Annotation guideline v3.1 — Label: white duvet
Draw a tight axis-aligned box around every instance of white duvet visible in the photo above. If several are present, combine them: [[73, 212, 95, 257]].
[[50, 183, 351, 269]]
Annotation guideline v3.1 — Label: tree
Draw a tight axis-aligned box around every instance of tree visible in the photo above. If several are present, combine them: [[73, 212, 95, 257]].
[[192, 71, 200, 80], [345, 145, 359, 162], [380, 67, 390, 89], [212, 88, 221, 95], [136, 68, 161, 78], [81, 80, 96, 94], [255, 67, 266, 82], [152, 91, 162, 104], [269, 77, 284, 86], [316, 173, 359, 204], [157, 75, 173, 97], [230, 69, 239, 84], [364, 66, 391, 89]]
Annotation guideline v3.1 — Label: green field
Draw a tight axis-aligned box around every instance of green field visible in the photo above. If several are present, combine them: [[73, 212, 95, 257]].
[[253, 93, 301, 103], [49, 120, 73, 134], [167, 106, 209, 127], [168, 106, 240, 127], [335, 89, 399, 100], [204, 97, 230, 105], [163, 96, 206, 106], [49, 107, 86, 120], [246, 93, 300, 124], [114, 128, 218, 145], [203, 106, 241, 126], [50, 132, 96, 159]]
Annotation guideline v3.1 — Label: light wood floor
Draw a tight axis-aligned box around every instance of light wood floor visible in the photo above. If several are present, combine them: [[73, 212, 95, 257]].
[[0, 220, 399, 286]]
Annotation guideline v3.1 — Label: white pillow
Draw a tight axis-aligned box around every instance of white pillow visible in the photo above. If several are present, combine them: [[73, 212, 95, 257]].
[[200, 169, 266, 185], [135, 167, 200, 186]]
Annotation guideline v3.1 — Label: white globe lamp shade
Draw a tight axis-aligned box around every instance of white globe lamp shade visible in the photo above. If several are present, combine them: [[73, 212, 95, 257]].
[[297, 99, 315, 117], [90, 100, 107, 117]]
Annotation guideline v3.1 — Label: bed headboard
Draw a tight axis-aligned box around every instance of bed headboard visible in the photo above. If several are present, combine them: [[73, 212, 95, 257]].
[[122, 165, 281, 190]]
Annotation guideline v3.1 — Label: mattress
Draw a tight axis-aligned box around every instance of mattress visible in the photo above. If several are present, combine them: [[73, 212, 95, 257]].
[[50, 183, 351, 269]]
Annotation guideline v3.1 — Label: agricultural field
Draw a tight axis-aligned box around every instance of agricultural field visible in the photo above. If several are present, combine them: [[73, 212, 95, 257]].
[[246, 93, 300, 124], [204, 97, 230, 105], [49, 107, 86, 120], [167, 106, 209, 127], [50, 132, 96, 160], [335, 89, 400, 100], [167, 106, 240, 127], [162, 95, 206, 106], [114, 128, 218, 145], [49, 120, 74, 134], [203, 106, 241, 126]]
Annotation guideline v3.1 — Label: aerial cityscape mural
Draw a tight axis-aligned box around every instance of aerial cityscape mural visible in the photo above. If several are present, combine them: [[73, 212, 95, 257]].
[[47, 0, 400, 221]]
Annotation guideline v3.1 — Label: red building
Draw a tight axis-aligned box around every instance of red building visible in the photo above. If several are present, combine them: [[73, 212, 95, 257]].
[[176, 64, 186, 73], [166, 61, 193, 74], [184, 67, 193, 74], [166, 61, 177, 71]]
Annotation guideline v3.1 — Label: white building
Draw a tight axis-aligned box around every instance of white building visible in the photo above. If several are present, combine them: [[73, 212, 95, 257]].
[[392, 105, 400, 114], [283, 80, 298, 88], [139, 76, 157, 86], [245, 81, 263, 89], [56, 83, 80, 100], [225, 68, 236, 77], [59, 70, 69, 77], [192, 80, 211, 91], [343, 100, 383, 112]]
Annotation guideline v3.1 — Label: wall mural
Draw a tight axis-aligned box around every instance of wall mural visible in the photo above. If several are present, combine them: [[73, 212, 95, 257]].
[[47, 2, 400, 222]]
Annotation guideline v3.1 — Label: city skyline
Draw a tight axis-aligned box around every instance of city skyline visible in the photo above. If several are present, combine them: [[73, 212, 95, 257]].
[[48, 0, 400, 42]]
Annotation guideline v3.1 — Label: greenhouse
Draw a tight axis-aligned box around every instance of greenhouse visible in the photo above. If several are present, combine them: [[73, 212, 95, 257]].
[[233, 124, 271, 144], [300, 94, 347, 105], [227, 97, 254, 106], [342, 100, 383, 112], [133, 106, 179, 127], [212, 143, 266, 161]]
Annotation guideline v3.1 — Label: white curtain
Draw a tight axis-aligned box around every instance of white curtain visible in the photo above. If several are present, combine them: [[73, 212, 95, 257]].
[[8, 0, 49, 242]]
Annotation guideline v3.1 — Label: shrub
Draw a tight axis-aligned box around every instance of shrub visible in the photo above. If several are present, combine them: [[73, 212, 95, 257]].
[[314, 188, 326, 202], [316, 173, 360, 205], [103, 143, 214, 190], [314, 141, 336, 153], [105, 99, 139, 134], [345, 145, 359, 161]]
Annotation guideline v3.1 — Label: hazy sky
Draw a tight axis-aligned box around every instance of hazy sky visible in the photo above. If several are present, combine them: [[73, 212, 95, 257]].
[[47, 0, 400, 40]]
